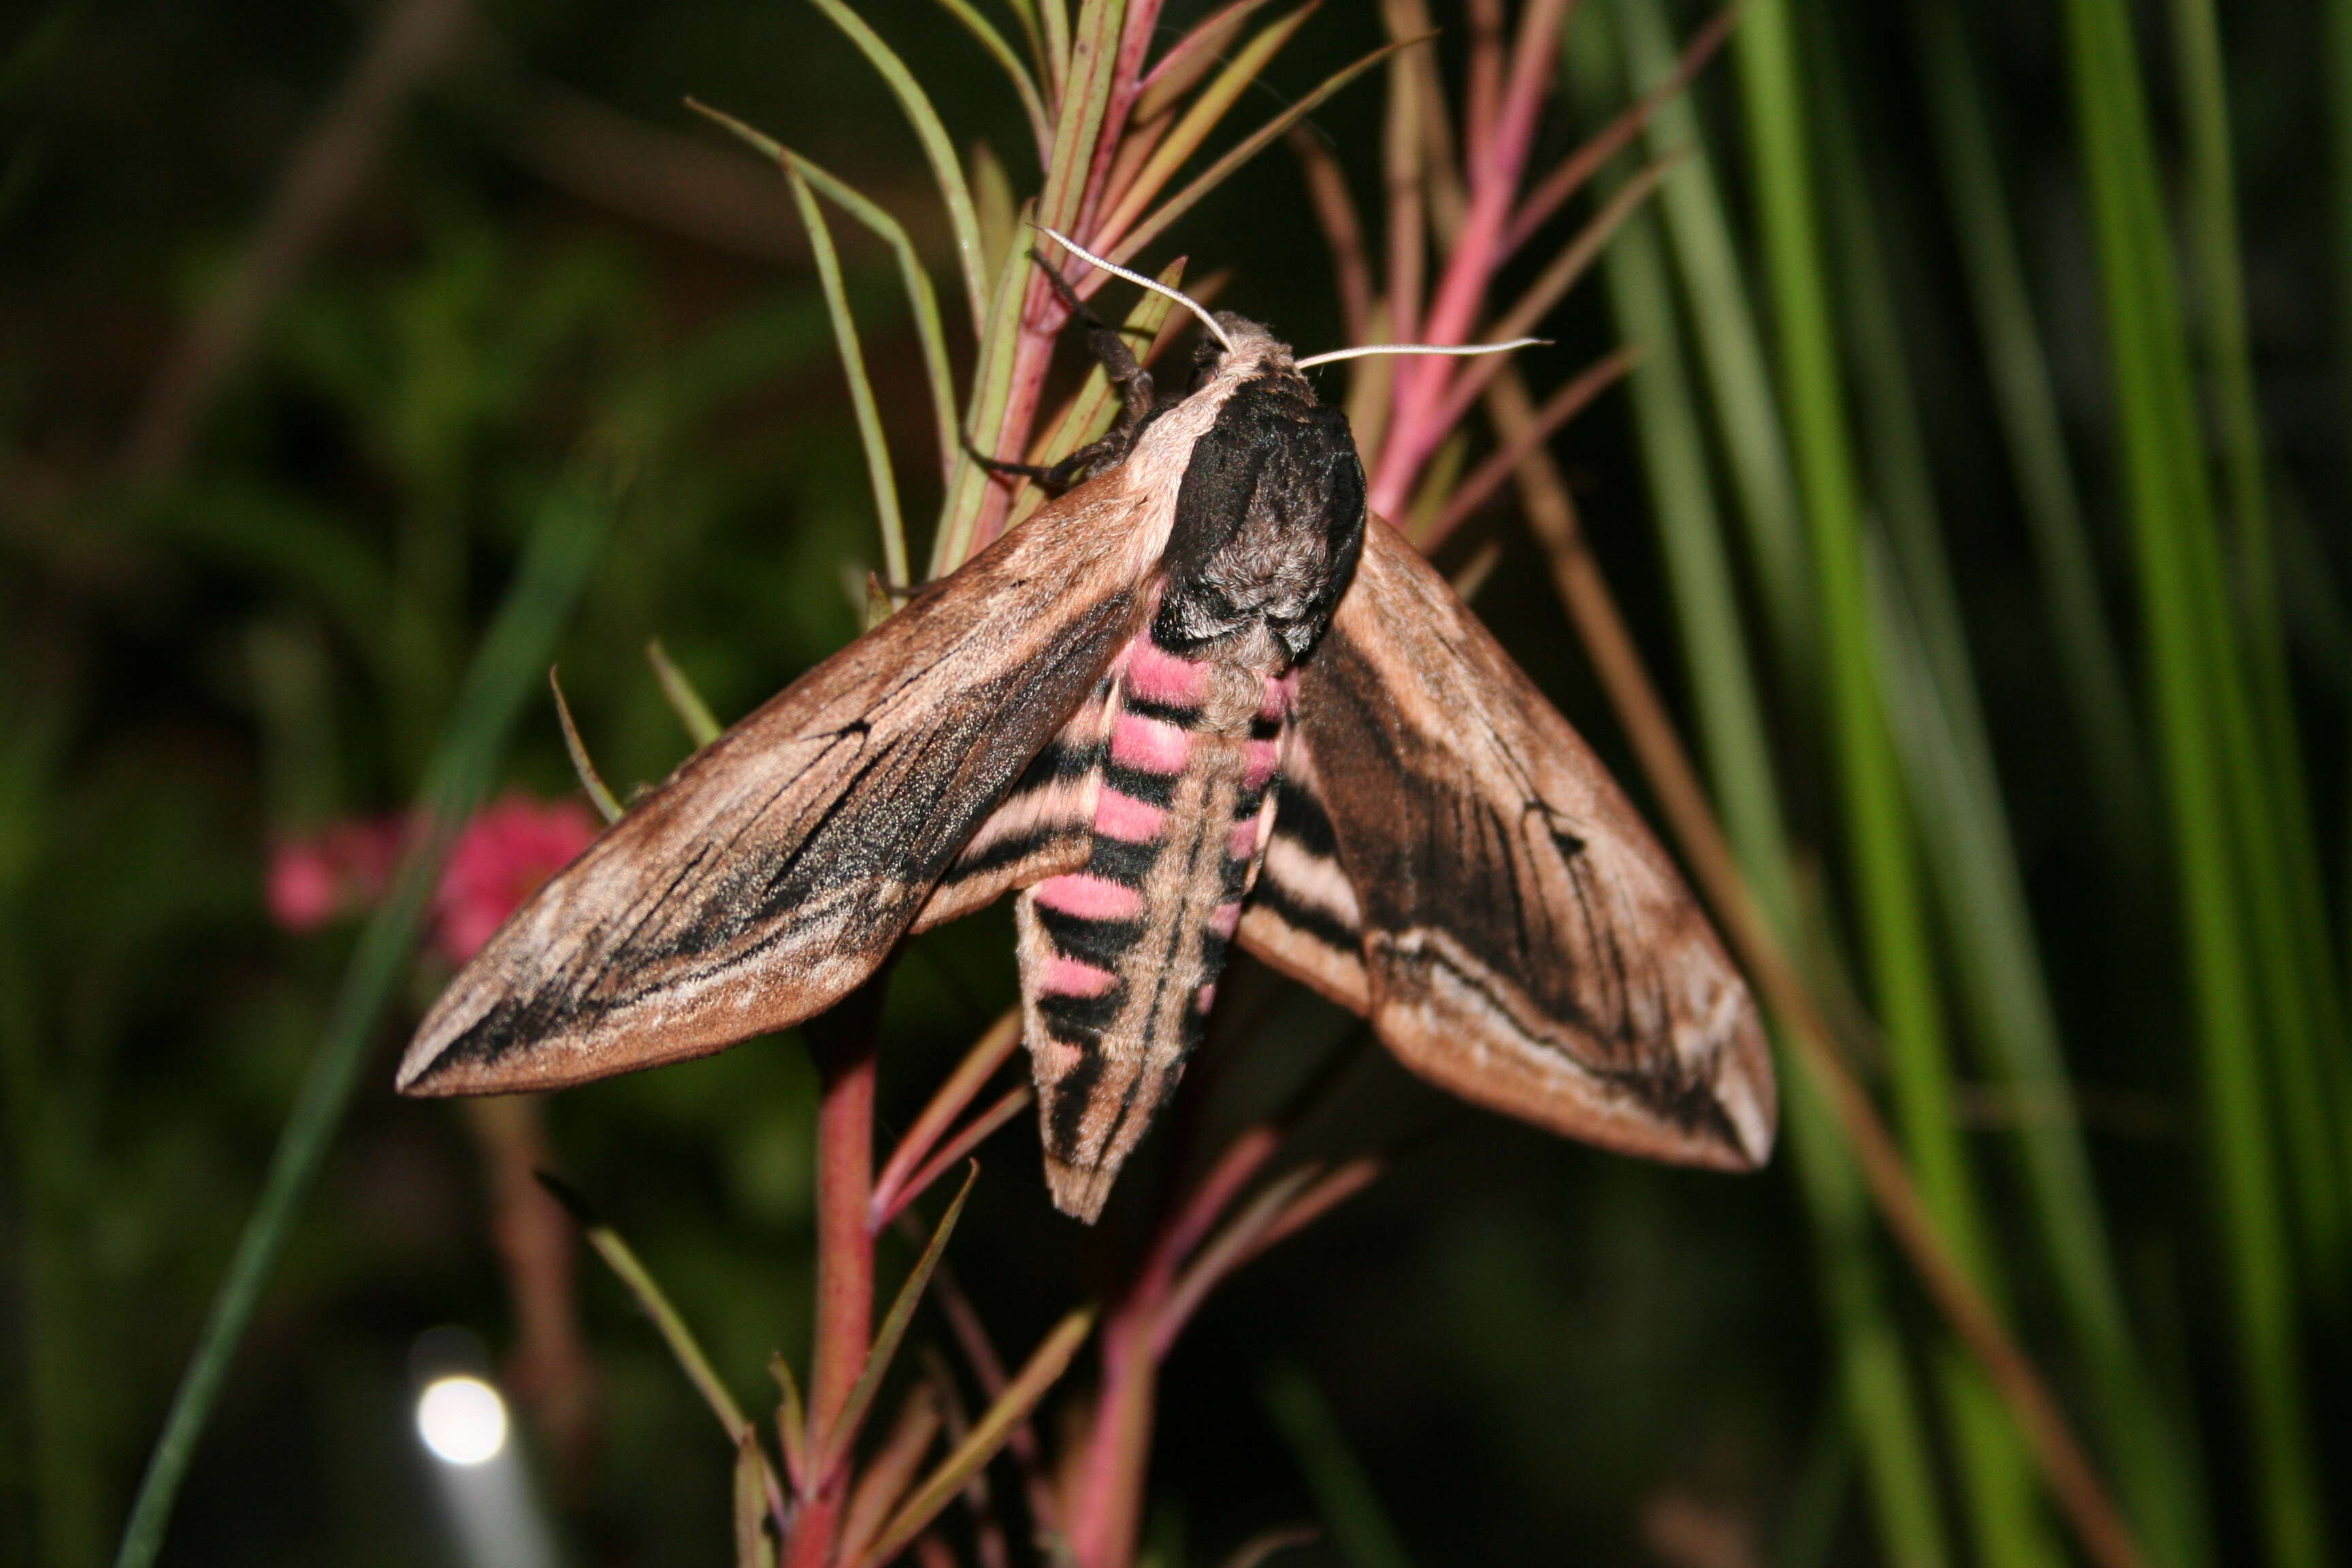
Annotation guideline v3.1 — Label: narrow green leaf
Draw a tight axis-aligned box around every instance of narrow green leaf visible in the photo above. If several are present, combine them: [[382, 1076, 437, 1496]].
[[542, 1171, 755, 1443], [549, 667, 622, 823], [2169, 0, 2352, 1290], [769, 1353, 809, 1490], [691, 103, 962, 488], [819, 1165, 979, 1468], [2061, 1, 2328, 1561], [112, 454, 616, 1568], [1262, 1364, 1415, 1568], [932, 198, 1040, 577], [1909, 0, 2150, 861], [1561, 22, 1942, 1565], [736, 1432, 778, 1568], [1035, 0, 1071, 104], [929, 0, 1051, 159], [1737, 7, 2064, 1567], [806, 0, 990, 333], [858, 1308, 1096, 1568], [1612, 0, 1814, 685], [784, 163, 909, 589], [1036, 0, 1126, 236], [647, 637, 723, 747]]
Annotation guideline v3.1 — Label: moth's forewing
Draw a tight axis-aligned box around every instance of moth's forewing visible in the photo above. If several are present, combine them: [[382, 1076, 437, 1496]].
[[397, 478, 1174, 1098], [1243, 516, 1776, 1170]]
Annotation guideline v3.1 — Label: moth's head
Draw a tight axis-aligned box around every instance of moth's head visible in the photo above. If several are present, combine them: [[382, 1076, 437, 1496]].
[[1186, 314, 1309, 399]]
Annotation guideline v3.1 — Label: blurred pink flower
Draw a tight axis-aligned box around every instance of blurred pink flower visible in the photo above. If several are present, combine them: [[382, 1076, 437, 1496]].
[[265, 816, 404, 931], [429, 794, 600, 964], [266, 794, 598, 964]]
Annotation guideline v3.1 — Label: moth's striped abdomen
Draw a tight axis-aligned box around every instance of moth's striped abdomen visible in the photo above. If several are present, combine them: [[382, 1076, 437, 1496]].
[[1015, 631, 1290, 1220]]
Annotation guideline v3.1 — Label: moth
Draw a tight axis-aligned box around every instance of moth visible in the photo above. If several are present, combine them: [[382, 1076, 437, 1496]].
[[398, 235, 1776, 1222]]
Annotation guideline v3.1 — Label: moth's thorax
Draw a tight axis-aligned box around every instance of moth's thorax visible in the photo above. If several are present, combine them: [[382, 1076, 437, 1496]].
[[1155, 320, 1368, 665]]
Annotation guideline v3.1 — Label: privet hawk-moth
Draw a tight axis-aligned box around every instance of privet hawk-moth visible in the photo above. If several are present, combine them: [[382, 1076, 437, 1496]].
[[397, 244, 1776, 1222]]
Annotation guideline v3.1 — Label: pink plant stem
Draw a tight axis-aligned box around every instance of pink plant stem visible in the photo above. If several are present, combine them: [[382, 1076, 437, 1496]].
[[785, 980, 886, 1568], [1371, 0, 1571, 518], [1065, 1128, 1281, 1568]]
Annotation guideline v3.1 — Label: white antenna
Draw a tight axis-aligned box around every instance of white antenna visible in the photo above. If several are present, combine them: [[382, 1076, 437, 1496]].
[[1294, 337, 1549, 369], [1038, 227, 1236, 354]]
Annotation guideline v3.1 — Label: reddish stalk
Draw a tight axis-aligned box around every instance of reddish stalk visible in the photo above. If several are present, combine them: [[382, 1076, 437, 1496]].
[[1374, 0, 1572, 513], [1064, 1128, 1283, 1567], [786, 977, 887, 1568]]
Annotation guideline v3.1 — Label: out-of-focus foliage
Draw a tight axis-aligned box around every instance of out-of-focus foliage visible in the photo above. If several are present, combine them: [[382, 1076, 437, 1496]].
[[1, 1, 2347, 1567]]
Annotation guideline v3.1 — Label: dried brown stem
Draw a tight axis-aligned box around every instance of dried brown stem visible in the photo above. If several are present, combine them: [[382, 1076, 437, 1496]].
[[462, 1096, 596, 1491], [1287, 127, 1375, 344], [1423, 344, 1637, 549], [1480, 370, 2141, 1568]]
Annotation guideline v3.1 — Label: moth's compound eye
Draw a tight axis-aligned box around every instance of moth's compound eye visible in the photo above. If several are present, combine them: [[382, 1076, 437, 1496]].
[[1188, 338, 1223, 393]]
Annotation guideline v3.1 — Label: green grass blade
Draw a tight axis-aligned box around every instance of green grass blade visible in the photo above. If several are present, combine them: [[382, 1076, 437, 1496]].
[[537, 1173, 773, 1473], [691, 103, 961, 489], [929, 0, 1051, 160], [2168, 0, 2352, 1288], [110, 453, 616, 1568], [785, 163, 909, 589], [550, 666, 623, 823], [1035, 0, 1071, 105], [1909, 0, 2151, 862], [1611, 0, 1814, 687], [1562, 22, 1946, 1564], [1735, 6, 2067, 1566], [806, 0, 989, 334], [1601, 208, 1794, 923], [647, 637, 723, 747], [1262, 1363, 1415, 1568], [1810, 22, 2210, 1563], [2061, 1, 2328, 1561], [1787, 1071, 1951, 1568]]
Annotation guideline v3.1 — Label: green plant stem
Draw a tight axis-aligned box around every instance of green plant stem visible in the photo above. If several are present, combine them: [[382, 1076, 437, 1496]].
[[110, 450, 616, 1568], [1611, 0, 1814, 689], [1599, 202, 1950, 1568], [1736, 7, 2059, 1567], [1261, 1364, 1414, 1568], [1908, 0, 2151, 864], [1812, 13, 2205, 1563], [2168, 0, 2352, 1290], [2061, 1, 2327, 1562]]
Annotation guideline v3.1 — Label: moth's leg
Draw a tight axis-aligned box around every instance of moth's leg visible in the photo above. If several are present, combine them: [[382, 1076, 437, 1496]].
[[962, 438, 1062, 485], [1031, 254, 1157, 442], [963, 255, 1164, 493]]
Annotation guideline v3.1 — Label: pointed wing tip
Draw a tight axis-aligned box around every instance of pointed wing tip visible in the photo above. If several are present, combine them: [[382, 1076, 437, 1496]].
[[1699, 997, 1778, 1171], [394, 1031, 466, 1098]]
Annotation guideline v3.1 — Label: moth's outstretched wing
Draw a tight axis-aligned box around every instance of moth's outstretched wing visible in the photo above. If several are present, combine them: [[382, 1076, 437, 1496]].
[[399, 484, 1163, 1097], [1243, 516, 1776, 1170]]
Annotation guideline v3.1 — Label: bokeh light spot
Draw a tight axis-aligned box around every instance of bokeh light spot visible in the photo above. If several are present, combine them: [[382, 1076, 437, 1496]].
[[416, 1375, 508, 1465]]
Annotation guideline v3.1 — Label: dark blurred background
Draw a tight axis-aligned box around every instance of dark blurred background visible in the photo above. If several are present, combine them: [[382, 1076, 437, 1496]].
[[3, 2, 2346, 1566]]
